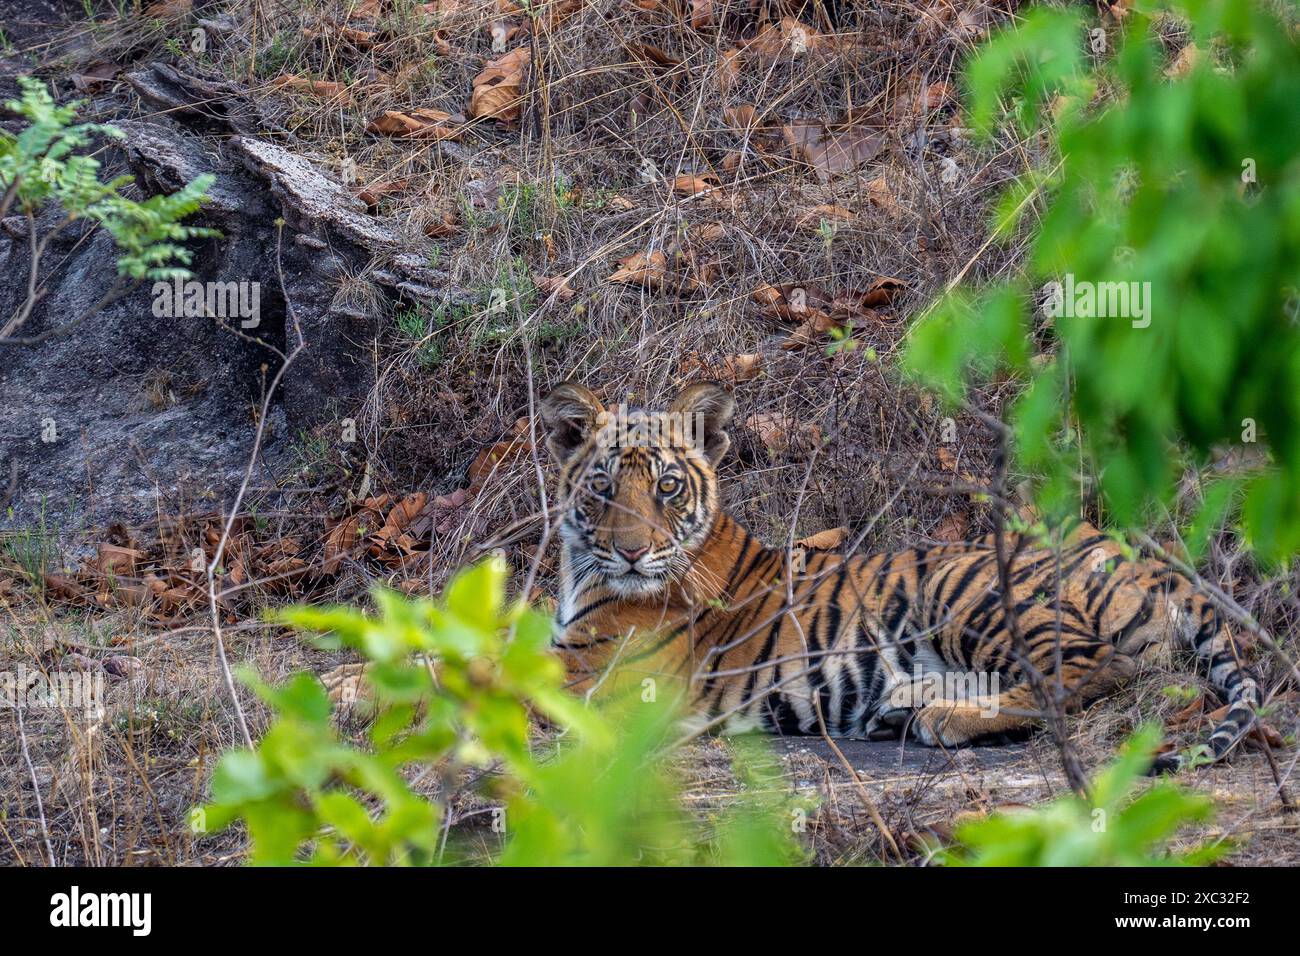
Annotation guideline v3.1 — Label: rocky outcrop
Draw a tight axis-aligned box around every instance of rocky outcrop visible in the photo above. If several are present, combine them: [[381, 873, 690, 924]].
[[1, 63, 463, 535]]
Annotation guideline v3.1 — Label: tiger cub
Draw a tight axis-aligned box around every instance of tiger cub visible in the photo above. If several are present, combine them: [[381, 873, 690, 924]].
[[540, 381, 1260, 772]]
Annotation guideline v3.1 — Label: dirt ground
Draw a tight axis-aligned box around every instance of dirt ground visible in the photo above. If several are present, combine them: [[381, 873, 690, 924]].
[[1, 589, 1295, 865]]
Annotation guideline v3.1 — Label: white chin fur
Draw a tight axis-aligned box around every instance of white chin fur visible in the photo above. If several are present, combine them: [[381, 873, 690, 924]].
[[606, 572, 668, 598]]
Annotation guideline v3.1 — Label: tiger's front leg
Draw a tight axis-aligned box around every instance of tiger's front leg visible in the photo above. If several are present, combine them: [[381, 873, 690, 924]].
[[910, 639, 1139, 747], [911, 685, 1043, 746]]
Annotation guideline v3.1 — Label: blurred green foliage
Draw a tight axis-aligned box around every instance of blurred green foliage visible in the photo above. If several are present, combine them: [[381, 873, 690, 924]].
[[939, 725, 1225, 866], [904, 0, 1300, 560], [198, 557, 809, 866]]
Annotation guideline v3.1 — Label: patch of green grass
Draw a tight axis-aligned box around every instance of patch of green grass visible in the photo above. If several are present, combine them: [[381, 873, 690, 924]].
[[1, 503, 58, 594], [254, 32, 295, 79], [498, 180, 577, 245]]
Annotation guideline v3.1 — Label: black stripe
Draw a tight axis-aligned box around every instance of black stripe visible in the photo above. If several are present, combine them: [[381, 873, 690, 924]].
[[562, 594, 619, 627]]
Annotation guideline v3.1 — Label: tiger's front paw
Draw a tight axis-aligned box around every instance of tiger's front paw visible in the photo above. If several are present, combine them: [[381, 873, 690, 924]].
[[912, 702, 977, 748], [863, 706, 912, 741]]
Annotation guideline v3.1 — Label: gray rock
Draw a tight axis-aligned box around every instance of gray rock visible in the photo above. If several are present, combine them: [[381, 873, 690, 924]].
[[1, 98, 368, 536]]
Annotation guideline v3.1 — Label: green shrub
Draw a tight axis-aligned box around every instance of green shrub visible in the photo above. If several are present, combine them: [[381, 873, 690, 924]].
[[904, 0, 1300, 560], [197, 557, 808, 866], [1, 77, 216, 281], [939, 725, 1225, 866]]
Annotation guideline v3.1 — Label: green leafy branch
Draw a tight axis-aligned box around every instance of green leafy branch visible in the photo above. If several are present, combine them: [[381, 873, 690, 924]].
[[939, 725, 1226, 866], [0, 76, 216, 345], [198, 558, 810, 866], [904, 0, 1300, 560]]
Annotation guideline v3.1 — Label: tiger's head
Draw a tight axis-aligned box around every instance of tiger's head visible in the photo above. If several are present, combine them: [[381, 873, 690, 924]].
[[540, 381, 735, 598]]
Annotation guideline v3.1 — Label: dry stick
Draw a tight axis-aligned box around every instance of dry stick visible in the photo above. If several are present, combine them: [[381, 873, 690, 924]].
[[0, 213, 44, 337], [515, 274, 557, 611], [1132, 531, 1300, 690], [204, 223, 305, 751], [1253, 727, 1296, 814], [779, 447, 902, 862], [14, 703, 56, 866], [0, 277, 139, 348], [987, 423, 1092, 799]]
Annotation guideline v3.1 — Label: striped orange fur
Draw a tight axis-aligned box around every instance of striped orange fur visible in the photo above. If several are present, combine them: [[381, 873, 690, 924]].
[[540, 382, 1260, 772]]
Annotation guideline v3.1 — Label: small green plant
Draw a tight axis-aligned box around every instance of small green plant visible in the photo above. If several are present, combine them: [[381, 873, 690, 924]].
[[0, 77, 215, 344], [394, 302, 459, 367], [826, 320, 857, 356], [498, 180, 575, 247], [255, 33, 295, 79], [198, 557, 807, 866], [938, 725, 1226, 866], [0, 501, 57, 593]]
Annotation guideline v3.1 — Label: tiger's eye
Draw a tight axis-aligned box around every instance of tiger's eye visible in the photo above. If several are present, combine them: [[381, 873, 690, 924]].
[[657, 476, 681, 496], [588, 474, 612, 495]]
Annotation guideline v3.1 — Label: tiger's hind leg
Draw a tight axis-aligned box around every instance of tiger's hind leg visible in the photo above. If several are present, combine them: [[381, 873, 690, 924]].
[[911, 638, 1140, 748]]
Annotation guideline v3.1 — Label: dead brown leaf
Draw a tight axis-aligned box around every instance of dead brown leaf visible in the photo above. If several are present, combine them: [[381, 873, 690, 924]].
[[671, 174, 724, 201], [304, 25, 377, 48], [746, 411, 822, 458], [783, 120, 884, 182], [689, 0, 715, 29], [861, 275, 907, 308], [1165, 43, 1199, 80], [865, 175, 904, 217], [348, 0, 383, 18], [144, 0, 191, 17], [356, 178, 411, 207], [96, 544, 146, 576], [424, 209, 460, 237], [894, 77, 956, 116], [795, 204, 857, 232], [752, 282, 883, 345], [626, 43, 682, 68], [70, 61, 120, 92], [270, 75, 354, 105], [468, 430, 533, 491], [367, 108, 463, 139], [470, 46, 530, 123], [932, 513, 968, 542], [535, 274, 576, 300], [609, 249, 701, 293], [679, 351, 764, 385]]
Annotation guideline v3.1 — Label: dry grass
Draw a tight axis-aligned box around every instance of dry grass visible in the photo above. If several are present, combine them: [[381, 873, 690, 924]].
[[1, 0, 1297, 865]]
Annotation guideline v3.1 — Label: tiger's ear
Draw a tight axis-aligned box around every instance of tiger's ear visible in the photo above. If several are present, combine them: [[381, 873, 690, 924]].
[[540, 381, 604, 461], [670, 382, 735, 466]]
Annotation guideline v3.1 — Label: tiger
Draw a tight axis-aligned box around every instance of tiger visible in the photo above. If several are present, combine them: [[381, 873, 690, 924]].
[[539, 380, 1261, 773]]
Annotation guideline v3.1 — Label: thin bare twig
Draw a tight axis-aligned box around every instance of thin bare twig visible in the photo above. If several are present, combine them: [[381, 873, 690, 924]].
[[14, 703, 56, 867], [988, 429, 1091, 798], [204, 222, 306, 750]]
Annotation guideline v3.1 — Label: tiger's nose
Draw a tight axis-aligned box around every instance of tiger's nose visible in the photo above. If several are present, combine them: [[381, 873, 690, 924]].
[[617, 545, 649, 563]]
